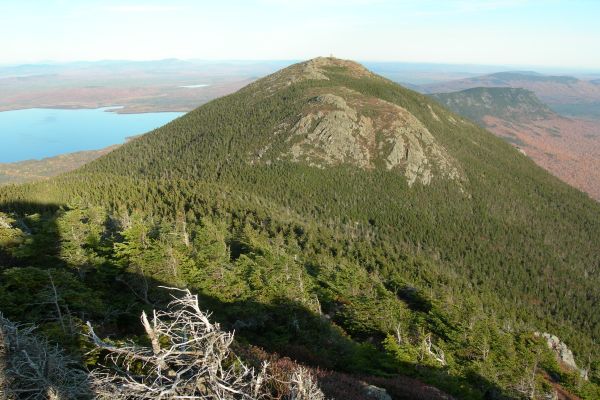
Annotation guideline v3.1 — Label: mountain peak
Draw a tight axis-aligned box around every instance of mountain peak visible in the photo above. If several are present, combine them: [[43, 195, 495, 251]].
[[243, 58, 465, 187], [249, 57, 376, 94], [302, 57, 373, 75], [84, 58, 468, 188], [4, 56, 600, 400]]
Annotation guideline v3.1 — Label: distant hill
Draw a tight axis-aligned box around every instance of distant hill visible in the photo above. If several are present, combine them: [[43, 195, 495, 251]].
[[423, 71, 600, 120], [1, 58, 599, 399], [432, 87, 553, 122], [432, 87, 600, 200]]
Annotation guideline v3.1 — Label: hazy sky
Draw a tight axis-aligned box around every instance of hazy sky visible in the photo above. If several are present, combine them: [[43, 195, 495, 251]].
[[2, 0, 600, 68]]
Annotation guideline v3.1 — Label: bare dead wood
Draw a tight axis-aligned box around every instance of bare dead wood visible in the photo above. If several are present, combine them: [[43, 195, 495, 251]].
[[0, 314, 90, 399], [87, 287, 327, 400]]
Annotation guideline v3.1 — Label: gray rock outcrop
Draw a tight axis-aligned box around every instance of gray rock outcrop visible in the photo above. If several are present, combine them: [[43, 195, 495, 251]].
[[278, 89, 464, 187], [364, 384, 392, 400], [534, 332, 588, 379]]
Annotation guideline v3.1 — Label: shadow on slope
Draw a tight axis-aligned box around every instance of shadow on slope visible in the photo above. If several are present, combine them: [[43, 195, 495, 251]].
[[0, 200, 513, 400], [0, 201, 96, 398]]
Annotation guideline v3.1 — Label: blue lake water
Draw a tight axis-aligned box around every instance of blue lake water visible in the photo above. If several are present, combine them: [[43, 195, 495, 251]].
[[0, 107, 184, 162]]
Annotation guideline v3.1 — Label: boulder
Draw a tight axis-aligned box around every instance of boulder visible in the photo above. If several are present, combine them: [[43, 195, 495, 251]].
[[364, 384, 392, 400], [534, 332, 588, 379]]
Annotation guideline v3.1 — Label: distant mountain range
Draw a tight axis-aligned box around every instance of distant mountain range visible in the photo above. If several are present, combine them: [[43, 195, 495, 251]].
[[432, 87, 600, 200], [432, 87, 554, 122], [422, 71, 600, 120]]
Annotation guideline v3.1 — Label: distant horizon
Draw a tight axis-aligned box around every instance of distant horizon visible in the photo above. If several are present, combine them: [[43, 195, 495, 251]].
[[2, 57, 600, 75], [3, 1, 600, 70]]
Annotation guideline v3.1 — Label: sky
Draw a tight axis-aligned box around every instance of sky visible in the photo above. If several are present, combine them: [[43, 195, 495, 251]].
[[2, 0, 600, 69]]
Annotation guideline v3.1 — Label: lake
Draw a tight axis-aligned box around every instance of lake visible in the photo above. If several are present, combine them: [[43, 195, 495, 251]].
[[0, 107, 184, 162]]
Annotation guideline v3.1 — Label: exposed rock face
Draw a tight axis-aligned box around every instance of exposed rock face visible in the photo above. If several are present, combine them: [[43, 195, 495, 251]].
[[247, 57, 465, 188], [535, 332, 588, 379], [277, 90, 463, 186], [364, 384, 392, 400], [286, 93, 372, 170]]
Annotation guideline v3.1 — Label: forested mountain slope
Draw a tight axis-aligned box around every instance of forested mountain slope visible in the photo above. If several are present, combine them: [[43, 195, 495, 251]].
[[431, 87, 554, 122], [1, 58, 598, 399]]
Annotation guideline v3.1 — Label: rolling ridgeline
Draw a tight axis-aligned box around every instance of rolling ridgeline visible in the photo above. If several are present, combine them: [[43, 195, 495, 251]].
[[1, 58, 599, 399], [431, 87, 555, 124], [431, 87, 600, 202]]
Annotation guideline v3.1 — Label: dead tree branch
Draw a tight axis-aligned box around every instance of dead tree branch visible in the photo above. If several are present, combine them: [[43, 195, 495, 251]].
[[87, 288, 326, 400], [0, 314, 90, 399]]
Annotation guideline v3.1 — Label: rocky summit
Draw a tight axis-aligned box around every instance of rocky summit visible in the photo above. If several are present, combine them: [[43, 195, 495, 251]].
[[247, 58, 463, 186]]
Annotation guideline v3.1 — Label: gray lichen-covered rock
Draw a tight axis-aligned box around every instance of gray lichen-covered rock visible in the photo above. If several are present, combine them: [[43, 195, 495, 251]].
[[271, 89, 464, 187], [535, 332, 588, 379], [247, 57, 467, 189], [538, 332, 577, 369], [364, 384, 392, 400]]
